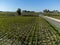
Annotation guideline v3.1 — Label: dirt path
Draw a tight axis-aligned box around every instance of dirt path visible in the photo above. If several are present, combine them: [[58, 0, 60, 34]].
[[41, 16, 60, 29]]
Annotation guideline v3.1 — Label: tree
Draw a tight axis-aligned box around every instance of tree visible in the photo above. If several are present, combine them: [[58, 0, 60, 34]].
[[22, 10, 27, 12], [43, 9, 50, 13], [17, 8, 21, 15]]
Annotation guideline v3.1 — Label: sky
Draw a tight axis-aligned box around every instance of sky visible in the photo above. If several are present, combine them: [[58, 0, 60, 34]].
[[0, 0, 60, 12]]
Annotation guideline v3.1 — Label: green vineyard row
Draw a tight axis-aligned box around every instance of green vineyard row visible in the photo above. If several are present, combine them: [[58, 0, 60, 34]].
[[0, 16, 60, 45]]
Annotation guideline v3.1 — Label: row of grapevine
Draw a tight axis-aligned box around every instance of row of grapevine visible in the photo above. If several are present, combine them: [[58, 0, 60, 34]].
[[0, 16, 60, 45]]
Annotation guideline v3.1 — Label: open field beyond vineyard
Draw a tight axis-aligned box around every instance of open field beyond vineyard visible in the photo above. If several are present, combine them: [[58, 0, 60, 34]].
[[47, 16, 60, 19], [0, 16, 60, 45]]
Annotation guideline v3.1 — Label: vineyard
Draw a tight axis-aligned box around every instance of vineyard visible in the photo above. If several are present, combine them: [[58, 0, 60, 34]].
[[0, 16, 60, 45]]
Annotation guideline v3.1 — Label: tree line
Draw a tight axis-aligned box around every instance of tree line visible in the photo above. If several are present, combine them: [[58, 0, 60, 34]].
[[43, 9, 60, 16], [16, 8, 39, 16]]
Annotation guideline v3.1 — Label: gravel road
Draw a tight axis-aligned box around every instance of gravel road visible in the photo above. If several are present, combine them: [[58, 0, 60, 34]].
[[41, 16, 60, 29]]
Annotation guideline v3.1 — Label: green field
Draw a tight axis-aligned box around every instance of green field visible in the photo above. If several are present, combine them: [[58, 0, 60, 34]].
[[0, 16, 60, 45], [49, 16, 60, 19]]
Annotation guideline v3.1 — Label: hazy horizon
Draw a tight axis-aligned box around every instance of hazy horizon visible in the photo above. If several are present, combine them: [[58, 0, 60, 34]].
[[0, 0, 60, 12]]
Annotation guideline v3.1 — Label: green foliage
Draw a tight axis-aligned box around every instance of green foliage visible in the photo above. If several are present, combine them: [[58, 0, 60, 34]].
[[16, 8, 21, 15], [22, 10, 39, 16], [0, 12, 16, 16], [43, 9, 60, 16], [43, 9, 50, 13], [0, 10, 40, 16], [0, 16, 60, 45]]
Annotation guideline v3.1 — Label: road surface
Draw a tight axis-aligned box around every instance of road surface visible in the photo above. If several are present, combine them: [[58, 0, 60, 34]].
[[41, 16, 60, 29]]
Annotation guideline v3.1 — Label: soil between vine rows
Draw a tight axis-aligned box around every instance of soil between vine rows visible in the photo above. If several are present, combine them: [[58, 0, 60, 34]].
[[0, 16, 60, 45]]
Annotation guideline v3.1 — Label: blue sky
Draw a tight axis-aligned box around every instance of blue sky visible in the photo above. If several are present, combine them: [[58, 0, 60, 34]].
[[0, 0, 60, 12]]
